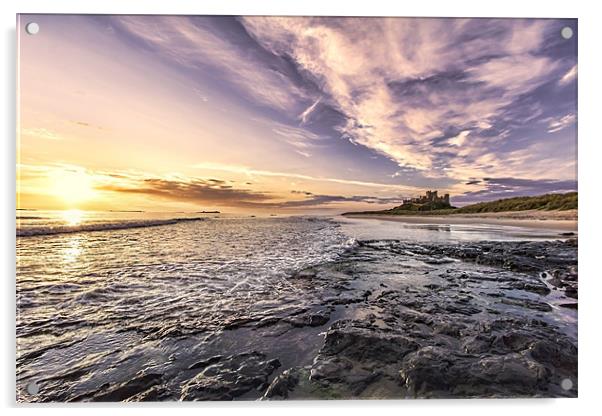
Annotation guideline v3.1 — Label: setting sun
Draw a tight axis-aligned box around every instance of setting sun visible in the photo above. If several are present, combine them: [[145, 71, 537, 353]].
[[49, 169, 97, 205]]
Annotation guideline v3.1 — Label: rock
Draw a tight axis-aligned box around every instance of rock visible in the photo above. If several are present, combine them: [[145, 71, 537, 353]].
[[188, 355, 222, 370], [262, 368, 301, 399], [222, 317, 255, 330], [180, 351, 280, 401], [320, 321, 419, 364], [499, 297, 553, 312], [255, 317, 281, 328], [503, 281, 551, 296], [285, 311, 330, 327], [528, 338, 578, 373], [125, 385, 171, 402], [310, 356, 354, 382], [564, 287, 578, 299], [92, 373, 163, 402], [399, 347, 549, 398]]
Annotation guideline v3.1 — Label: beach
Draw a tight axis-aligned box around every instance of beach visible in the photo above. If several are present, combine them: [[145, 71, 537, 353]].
[[345, 209, 577, 232]]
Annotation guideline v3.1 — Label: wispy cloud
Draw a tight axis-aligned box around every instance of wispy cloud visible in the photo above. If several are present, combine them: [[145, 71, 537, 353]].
[[112, 16, 312, 113], [192, 162, 419, 191], [241, 17, 567, 180], [546, 114, 576, 133], [21, 127, 61, 140], [559, 64, 577, 86], [455, 177, 577, 204]]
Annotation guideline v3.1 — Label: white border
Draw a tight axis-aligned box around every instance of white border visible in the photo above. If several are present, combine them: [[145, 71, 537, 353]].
[[2, 1, 600, 415]]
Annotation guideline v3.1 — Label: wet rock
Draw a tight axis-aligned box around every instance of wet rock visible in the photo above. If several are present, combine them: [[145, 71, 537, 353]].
[[443, 303, 482, 316], [399, 347, 549, 398], [529, 338, 578, 373], [188, 355, 222, 370], [222, 317, 255, 330], [262, 367, 345, 400], [564, 287, 578, 299], [125, 385, 171, 402], [91, 373, 163, 402], [255, 317, 281, 328], [262, 368, 301, 399], [180, 351, 280, 400], [424, 283, 441, 290], [503, 281, 551, 296], [320, 320, 419, 364], [310, 356, 354, 381], [499, 297, 553, 312], [285, 311, 330, 327]]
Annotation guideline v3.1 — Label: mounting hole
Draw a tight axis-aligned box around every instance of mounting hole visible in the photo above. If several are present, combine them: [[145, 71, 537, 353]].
[[25, 22, 40, 35], [26, 381, 39, 395], [561, 26, 573, 40], [561, 378, 573, 391]]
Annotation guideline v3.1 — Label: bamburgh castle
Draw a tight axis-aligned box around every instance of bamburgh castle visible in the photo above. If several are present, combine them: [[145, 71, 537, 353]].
[[402, 190, 450, 206]]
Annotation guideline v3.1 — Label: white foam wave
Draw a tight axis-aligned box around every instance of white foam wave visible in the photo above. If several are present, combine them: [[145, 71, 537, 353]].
[[17, 217, 206, 237]]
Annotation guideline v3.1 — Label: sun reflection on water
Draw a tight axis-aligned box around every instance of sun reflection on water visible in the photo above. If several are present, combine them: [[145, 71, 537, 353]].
[[62, 209, 84, 226], [62, 236, 83, 263]]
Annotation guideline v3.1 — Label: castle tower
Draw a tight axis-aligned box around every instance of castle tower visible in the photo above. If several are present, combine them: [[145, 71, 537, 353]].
[[443, 193, 450, 204]]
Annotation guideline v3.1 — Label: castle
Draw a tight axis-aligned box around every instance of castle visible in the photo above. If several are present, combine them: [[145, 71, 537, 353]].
[[402, 190, 450, 206]]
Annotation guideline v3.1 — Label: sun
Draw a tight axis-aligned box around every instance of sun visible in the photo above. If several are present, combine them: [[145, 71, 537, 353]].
[[49, 168, 97, 206]]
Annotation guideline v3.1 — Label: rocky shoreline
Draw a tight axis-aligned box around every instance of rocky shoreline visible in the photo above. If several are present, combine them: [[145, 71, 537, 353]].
[[261, 238, 578, 399], [20, 238, 577, 401]]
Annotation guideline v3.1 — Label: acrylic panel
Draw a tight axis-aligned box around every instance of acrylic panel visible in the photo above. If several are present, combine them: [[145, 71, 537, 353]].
[[16, 15, 578, 402]]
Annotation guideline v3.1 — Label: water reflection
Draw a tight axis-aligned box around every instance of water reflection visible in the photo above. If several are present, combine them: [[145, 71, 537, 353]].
[[338, 217, 569, 242], [61, 235, 83, 263], [61, 209, 84, 226]]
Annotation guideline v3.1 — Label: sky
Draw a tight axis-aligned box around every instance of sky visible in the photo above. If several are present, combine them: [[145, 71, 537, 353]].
[[17, 15, 577, 213]]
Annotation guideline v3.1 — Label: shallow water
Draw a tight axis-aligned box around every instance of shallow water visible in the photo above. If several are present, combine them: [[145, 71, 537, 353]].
[[338, 216, 572, 241], [16, 213, 577, 401]]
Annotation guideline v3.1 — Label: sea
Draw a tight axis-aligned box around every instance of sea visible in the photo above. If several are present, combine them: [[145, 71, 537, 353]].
[[15, 210, 574, 401]]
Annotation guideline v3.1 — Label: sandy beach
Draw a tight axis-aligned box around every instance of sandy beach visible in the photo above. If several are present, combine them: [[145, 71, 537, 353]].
[[344, 209, 577, 232]]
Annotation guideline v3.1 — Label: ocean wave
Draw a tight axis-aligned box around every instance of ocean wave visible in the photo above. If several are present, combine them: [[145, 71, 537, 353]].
[[17, 217, 206, 237]]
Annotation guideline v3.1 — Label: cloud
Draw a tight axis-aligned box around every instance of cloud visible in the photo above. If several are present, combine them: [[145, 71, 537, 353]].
[[240, 17, 564, 178], [97, 178, 272, 206], [101, 16, 576, 192], [112, 16, 312, 113], [546, 114, 576, 133], [271, 124, 321, 158], [97, 175, 402, 209], [559, 64, 577, 86], [275, 194, 402, 208], [299, 97, 321, 124], [21, 127, 61, 140], [192, 162, 419, 191], [448, 130, 471, 147], [453, 177, 577, 204]]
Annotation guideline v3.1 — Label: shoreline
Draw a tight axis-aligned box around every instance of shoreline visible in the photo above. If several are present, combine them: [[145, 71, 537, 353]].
[[344, 211, 577, 232]]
